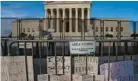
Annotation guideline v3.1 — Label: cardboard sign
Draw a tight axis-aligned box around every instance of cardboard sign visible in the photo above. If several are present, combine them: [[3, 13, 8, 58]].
[[69, 41, 96, 54], [74, 56, 98, 75], [19, 42, 32, 48], [1, 56, 26, 81], [89, 75, 104, 81], [37, 74, 49, 81], [95, 75, 104, 81], [73, 74, 104, 81], [27, 56, 34, 81], [47, 56, 71, 75], [1, 56, 34, 81], [73, 74, 93, 81], [100, 60, 135, 81], [50, 75, 70, 81]]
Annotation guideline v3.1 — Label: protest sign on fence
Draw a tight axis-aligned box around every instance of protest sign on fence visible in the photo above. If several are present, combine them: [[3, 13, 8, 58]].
[[47, 56, 71, 75], [19, 42, 32, 48], [69, 41, 96, 54], [94, 75, 104, 81], [50, 75, 70, 81], [37, 74, 49, 81], [27, 56, 34, 81], [1, 56, 34, 81], [73, 74, 93, 81], [100, 60, 135, 81], [88, 75, 104, 81], [74, 56, 98, 75]]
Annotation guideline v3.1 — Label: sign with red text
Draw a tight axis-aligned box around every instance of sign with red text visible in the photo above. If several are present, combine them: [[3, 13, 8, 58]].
[[47, 56, 71, 75], [100, 61, 135, 81], [69, 41, 96, 54], [74, 56, 98, 75]]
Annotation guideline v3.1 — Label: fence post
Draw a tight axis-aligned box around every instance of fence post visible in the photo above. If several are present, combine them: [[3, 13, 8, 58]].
[[36, 42, 39, 58], [108, 42, 111, 81], [124, 42, 128, 60], [3, 39, 8, 56], [113, 42, 115, 55], [99, 42, 101, 56]]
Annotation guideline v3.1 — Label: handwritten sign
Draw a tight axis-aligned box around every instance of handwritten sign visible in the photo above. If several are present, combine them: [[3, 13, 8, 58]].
[[74, 56, 98, 75], [1, 56, 34, 81], [90, 75, 104, 81], [19, 43, 32, 48], [50, 75, 70, 81], [27, 56, 34, 81], [37, 74, 49, 81], [47, 56, 71, 75], [69, 41, 96, 54], [50, 75, 60, 81], [100, 60, 135, 81], [73, 74, 93, 81]]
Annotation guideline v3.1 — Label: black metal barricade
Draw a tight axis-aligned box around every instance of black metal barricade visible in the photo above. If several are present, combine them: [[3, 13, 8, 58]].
[[4, 39, 137, 81]]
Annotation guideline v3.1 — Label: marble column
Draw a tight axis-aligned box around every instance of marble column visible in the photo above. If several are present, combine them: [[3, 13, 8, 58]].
[[51, 9, 53, 29], [75, 8, 78, 32], [81, 8, 84, 39], [56, 9, 59, 32], [87, 8, 90, 26], [44, 9, 48, 30], [69, 8, 72, 33], [63, 8, 65, 33], [81, 8, 84, 19]]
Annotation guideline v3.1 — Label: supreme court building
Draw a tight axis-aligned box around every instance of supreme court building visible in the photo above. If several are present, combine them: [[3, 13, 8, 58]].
[[12, 1, 131, 39]]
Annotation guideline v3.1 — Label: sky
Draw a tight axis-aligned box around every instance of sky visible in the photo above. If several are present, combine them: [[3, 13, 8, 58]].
[[1, 1, 138, 36]]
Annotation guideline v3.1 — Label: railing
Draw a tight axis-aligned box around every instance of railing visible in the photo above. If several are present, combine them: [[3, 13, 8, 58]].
[[1, 18, 138, 40], [1, 39, 138, 81], [1, 17, 138, 81]]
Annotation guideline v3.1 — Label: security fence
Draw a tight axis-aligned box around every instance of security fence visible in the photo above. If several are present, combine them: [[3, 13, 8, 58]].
[[1, 18, 138, 40], [1, 17, 138, 81], [1, 39, 138, 81], [1, 39, 138, 56], [1, 18, 138, 56]]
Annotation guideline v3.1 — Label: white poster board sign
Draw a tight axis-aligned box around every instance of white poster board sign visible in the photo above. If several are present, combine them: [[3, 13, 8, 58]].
[[50, 75, 70, 81], [95, 75, 104, 81], [27, 56, 34, 81], [1, 56, 34, 81], [74, 56, 98, 75], [73, 74, 93, 81], [37, 74, 49, 81], [73, 74, 104, 81], [19, 42, 32, 48], [47, 56, 71, 75], [69, 41, 96, 54], [100, 60, 135, 81]]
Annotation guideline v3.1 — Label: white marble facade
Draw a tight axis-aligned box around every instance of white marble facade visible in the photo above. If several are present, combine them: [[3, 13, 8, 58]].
[[12, 1, 131, 40], [44, 1, 92, 37]]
